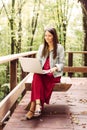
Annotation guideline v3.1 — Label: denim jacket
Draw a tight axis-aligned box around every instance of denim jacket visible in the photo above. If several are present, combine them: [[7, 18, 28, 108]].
[[37, 43, 65, 77]]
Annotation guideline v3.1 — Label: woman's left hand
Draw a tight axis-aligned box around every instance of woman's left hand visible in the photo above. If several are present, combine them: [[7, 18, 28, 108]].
[[50, 67, 58, 73]]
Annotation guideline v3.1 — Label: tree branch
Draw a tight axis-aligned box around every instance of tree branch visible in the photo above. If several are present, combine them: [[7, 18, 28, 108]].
[[1, 0, 10, 21], [78, 0, 87, 15], [0, 5, 4, 14]]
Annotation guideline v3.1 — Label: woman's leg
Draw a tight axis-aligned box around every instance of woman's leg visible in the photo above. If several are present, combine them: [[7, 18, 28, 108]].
[[26, 73, 61, 119], [34, 99, 42, 116], [43, 75, 61, 104], [25, 101, 35, 119], [31, 74, 45, 104], [26, 74, 45, 118]]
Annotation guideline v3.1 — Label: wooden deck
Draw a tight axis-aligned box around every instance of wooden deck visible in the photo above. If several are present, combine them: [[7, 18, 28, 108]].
[[3, 78, 87, 130]]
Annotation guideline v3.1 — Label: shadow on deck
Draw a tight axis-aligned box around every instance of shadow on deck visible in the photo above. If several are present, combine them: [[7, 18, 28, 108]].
[[3, 78, 87, 130]]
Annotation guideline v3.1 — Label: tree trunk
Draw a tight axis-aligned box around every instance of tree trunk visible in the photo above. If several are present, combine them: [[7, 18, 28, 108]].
[[30, 12, 39, 51], [56, 0, 73, 49], [1, 0, 16, 54], [82, 8, 87, 76], [28, 0, 41, 51], [79, 0, 87, 77], [10, 0, 15, 54], [16, 1, 22, 53]]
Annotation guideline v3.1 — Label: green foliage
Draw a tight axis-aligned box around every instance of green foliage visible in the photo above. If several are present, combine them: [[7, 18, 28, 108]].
[[0, 65, 7, 86], [0, 64, 10, 100], [0, 0, 83, 53], [0, 91, 4, 101], [0, 0, 86, 97], [0, 83, 10, 101]]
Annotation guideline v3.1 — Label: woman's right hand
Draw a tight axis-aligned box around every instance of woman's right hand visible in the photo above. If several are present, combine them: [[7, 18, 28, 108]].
[[50, 67, 58, 73]]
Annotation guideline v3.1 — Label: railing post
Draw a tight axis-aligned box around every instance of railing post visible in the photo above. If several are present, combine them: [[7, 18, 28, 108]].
[[10, 60, 17, 91], [68, 52, 73, 77], [10, 59, 17, 113]]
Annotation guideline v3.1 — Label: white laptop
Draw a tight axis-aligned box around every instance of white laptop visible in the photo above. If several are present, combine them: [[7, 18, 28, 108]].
[[19, 57, 50, 74]]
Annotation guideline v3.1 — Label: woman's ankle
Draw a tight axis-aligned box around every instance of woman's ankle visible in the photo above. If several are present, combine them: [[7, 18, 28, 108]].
[[29, 101, 35, 111], [36, 99, 41, 105]]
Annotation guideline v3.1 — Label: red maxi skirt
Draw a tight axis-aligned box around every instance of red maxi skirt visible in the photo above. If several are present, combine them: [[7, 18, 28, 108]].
[[31, 57, 61, 106]]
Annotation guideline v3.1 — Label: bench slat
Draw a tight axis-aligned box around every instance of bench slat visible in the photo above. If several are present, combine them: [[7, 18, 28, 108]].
[[25, 73, 72, 92], [53, 83, 72, 91]]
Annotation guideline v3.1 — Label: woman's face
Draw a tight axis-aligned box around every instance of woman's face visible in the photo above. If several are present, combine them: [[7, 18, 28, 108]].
[[44, 31, 53, 45]]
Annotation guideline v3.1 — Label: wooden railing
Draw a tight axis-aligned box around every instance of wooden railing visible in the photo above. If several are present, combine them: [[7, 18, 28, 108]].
[[64, 51, 87, 77], [0, 51, 87, 126], [0, 51, 37, 126], [0, 51, 37, 90]]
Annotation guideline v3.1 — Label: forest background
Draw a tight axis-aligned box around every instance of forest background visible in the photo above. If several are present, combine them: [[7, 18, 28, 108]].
[[0, 0, 87, 100]]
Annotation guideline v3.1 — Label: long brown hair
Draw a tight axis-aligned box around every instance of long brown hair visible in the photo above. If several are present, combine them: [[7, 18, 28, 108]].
[[42, 27, 59, 59]]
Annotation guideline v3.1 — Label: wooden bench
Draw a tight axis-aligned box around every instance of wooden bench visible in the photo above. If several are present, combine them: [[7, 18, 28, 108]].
[[25, 73, 72, 92]]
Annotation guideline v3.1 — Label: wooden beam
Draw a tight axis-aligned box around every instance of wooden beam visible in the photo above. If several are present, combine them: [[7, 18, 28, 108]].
[[10, 60, 17, 91], [0, 74, 29, 124], [25, 73, 72, 92], [53, 83, 72, 91], [64, 66, 87, 73], [0, 51, 37, 64]]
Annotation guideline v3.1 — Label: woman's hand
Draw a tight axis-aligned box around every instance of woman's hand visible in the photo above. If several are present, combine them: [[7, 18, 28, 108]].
[[50, 67, 58, 73]]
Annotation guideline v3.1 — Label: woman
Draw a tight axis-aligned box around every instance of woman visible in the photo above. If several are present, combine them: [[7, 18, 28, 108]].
[[26, 27, 65, 119]]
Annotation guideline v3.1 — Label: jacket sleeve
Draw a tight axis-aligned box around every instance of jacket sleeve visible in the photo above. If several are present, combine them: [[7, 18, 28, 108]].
[[36, 44, 43, 64], [55, 44, 65, 71]]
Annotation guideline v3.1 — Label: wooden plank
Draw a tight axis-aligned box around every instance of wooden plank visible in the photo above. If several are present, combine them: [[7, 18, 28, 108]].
[[2, 78, 87, 130], [65, 51, 87, 54], [0, 51, 37, 64], [64, 66, 87, 73], [53, 83, 71, 91], [0, 74, 30, 124], [25, 73, 72, 92], [25, 73, 33, 91], [3, 91, 73, 130]]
